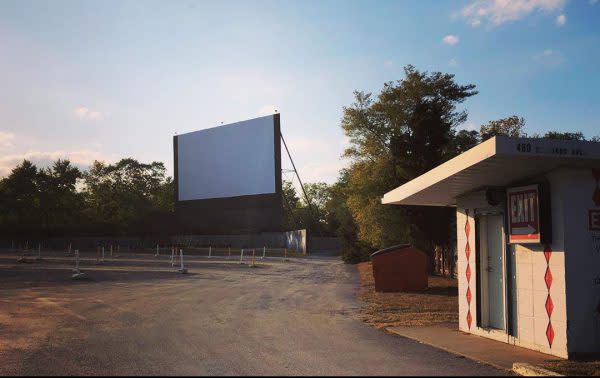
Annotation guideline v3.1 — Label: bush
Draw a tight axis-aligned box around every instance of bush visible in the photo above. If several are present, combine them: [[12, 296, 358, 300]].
[[341, 239, 374, 264]]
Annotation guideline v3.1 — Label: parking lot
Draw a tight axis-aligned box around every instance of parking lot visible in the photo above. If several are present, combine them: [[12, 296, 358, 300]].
[[0, 251, 504, 375]]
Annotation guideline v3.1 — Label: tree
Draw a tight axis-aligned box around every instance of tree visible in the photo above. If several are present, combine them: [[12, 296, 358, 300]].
[[340, 65, 478, 264], [37, 159, 83, 235], [81, 158, 171, 234], [543, 131, 586, 140], [0, 160, 41, 235], [452, 129, 480, 155], [480, 115, 525, 141]]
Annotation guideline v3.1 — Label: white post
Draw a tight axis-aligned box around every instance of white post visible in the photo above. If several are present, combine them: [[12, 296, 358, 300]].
[[110, 245, 113, 257], [178, 249, 187, 273], [208, 245, 212, 258], [25, 240, 29, 250], [239, 248, 244, 264], [228, 246, 231, 260], [68, 242, 72, 256], [102, 246, 105, 262], [171, 247, 175, 267], [156, 244, 159, 256], [71, 249, 86, 279], [262, 246, 266, 259]]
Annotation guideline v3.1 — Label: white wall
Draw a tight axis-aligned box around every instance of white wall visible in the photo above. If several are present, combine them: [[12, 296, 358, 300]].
[[177, 115, 276, 201], [456, 186, 568, 358], [549, 168, 600, 355]]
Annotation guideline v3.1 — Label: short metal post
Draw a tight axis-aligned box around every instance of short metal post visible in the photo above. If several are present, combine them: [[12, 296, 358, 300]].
[[178, 249, 187, 273], [228, 246, 231, 259], [239, 248, 244, 264], [156, 244, 159, 257], [102, 246, 105, 262], [110, 245, 113, 257], [68, 242, 72, 256], [251, 249, 256, 267], [208, 245, 212, 258], [262, 246, 266, 259], [171, 247, 175, 267], [284, 247, 287, 262], [72, 250, 86, 279]]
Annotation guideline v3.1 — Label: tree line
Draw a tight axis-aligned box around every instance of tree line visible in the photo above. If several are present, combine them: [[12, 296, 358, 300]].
[[284, 65, 599, 267], [2, 64, 597, 268], [0, 158, 173, 238]]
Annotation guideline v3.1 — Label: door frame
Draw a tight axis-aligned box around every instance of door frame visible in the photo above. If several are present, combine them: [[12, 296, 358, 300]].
[[474, 210, 509, 333]]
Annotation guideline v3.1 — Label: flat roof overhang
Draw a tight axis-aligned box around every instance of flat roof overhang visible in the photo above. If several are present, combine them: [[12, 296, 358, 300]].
[[382, 136, 600, 207]]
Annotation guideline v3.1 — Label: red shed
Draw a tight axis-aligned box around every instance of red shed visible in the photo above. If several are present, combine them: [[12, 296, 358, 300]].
[[370, 244, 428, 292]]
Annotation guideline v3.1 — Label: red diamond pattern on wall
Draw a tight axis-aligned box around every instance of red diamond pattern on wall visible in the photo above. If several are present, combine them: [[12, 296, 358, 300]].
[[544, 244, 554, 348], [545, 294, 554, 317], [545, 267, 553, 290], [465, 217, 470, 238], [544, 245, 552, 263], [465, 211, 472, 330], [546, 322, 555, 348]]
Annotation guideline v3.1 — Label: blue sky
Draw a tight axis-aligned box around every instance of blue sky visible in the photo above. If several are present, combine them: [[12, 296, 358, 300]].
[[0, 0, 599, 184]]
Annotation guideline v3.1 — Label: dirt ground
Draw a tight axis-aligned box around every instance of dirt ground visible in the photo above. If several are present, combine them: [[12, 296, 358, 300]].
[[541, 360, 600, 376], [356, 262, 458, 328]]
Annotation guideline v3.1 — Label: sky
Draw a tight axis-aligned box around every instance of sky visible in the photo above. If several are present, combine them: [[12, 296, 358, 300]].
[[1, 0, 599, 185]]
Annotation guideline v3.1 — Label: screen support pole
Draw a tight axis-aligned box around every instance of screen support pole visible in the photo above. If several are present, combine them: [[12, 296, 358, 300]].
[[280, 132, 319, 235]]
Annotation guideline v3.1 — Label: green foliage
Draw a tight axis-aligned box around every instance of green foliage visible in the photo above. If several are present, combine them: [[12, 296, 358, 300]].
[[0, 158, 173, 237], [480, 115, 526, 141], [542, 131, 586, 140], [338, 65, 477, 263]]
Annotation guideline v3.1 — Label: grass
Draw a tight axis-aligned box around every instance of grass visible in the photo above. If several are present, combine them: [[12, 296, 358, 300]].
[[356, 261, 458, 328]]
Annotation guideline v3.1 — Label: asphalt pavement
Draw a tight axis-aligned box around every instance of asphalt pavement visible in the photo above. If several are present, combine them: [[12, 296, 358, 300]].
[[0, 254, 507, 375]]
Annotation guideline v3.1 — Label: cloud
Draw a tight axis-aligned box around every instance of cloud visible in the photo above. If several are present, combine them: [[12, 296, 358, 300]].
[[556, 14, 566, 26], [73, 106, 103, 121], [533, 48, 564, 67], [459, 0, 565, 26], [0, 131, 16, 149], [591, 0, 598, 4], [442, 35, 460, 45], [449, 58, 459, 67], [0, 148, 115, 177]]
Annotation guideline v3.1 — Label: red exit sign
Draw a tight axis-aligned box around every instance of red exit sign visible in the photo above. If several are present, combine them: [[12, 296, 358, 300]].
[[507, 185, 541, 244]]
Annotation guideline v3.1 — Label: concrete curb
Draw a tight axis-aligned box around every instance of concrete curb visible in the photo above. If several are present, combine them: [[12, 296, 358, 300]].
[[384, 327, 511, 373], [512, 362, 563, 376]]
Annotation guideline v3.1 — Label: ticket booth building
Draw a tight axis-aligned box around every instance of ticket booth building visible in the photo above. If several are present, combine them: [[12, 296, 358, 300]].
[[382, 136, 600, 358]]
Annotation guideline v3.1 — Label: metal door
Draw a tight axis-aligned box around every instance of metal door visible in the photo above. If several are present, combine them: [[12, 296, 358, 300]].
[[486, 214, 505, 330]]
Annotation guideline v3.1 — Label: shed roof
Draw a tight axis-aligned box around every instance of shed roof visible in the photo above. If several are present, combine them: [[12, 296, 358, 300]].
[[382, 136, 600, 207]]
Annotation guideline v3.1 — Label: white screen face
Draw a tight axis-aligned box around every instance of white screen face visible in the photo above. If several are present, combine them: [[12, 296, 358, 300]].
[[177, 115, 276, 201]]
